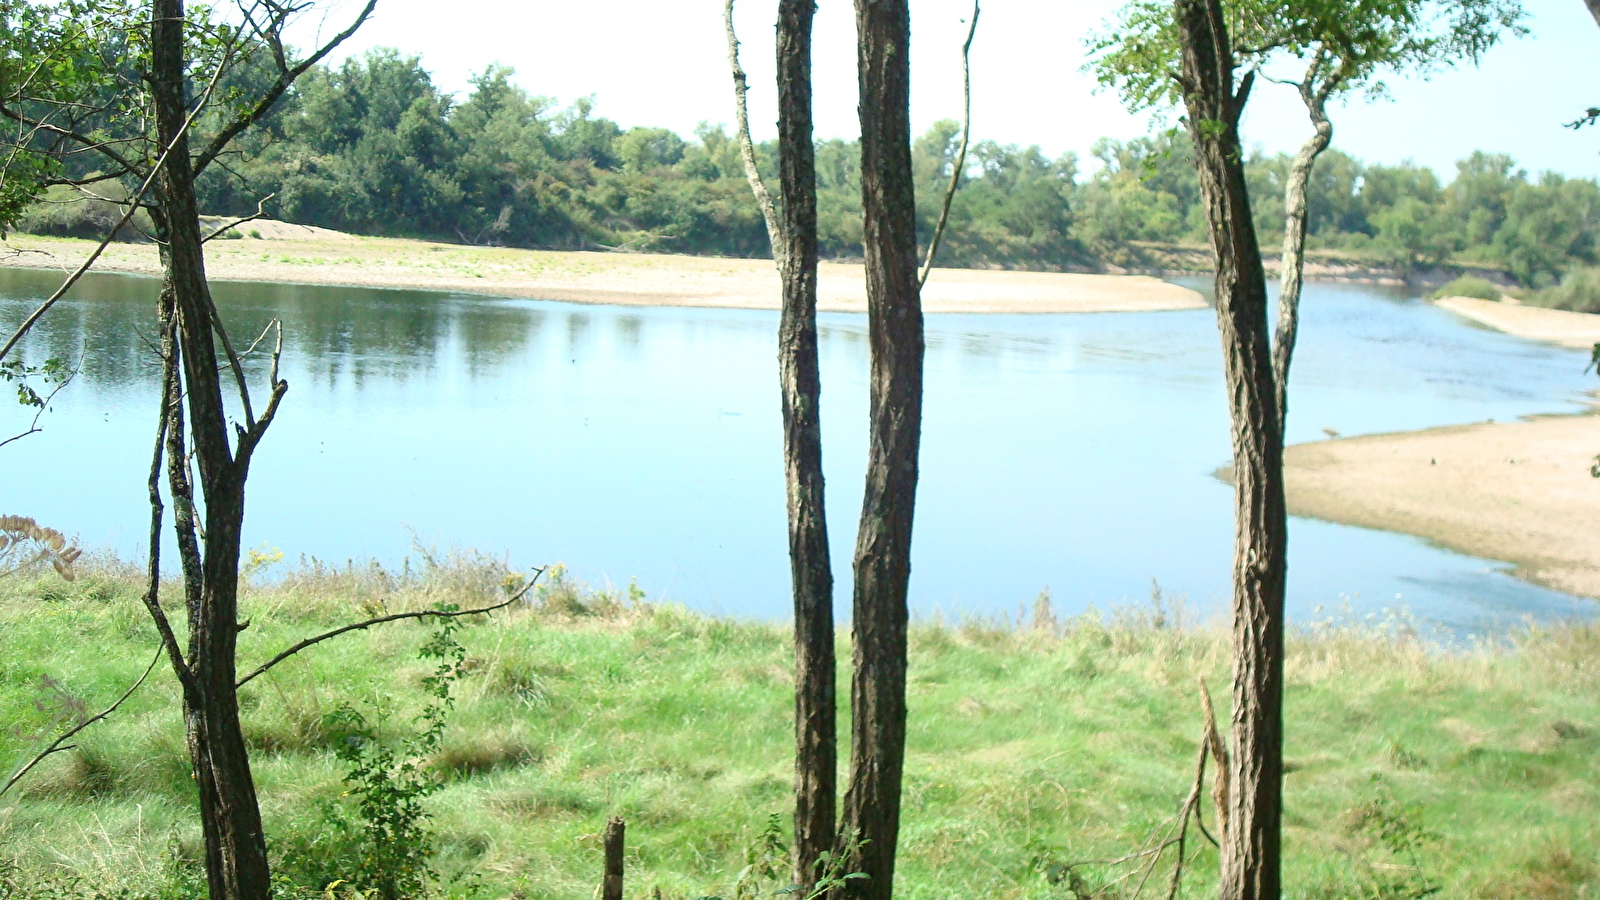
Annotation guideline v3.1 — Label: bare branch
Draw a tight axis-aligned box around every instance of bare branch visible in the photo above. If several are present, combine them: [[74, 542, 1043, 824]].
[[723, 0, 786, 271], [192, 0, 378, 179], [201, 194, 274, 243], [235, 567, 548, 688], [0, 649, 162, 800], [919, 0, 981, 289]]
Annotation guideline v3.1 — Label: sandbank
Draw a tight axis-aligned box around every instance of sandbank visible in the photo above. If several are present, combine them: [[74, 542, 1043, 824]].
[[0, 225, 1205, 314], [1434, 295, 1600, 350], [1283, 411, 1600, 599]]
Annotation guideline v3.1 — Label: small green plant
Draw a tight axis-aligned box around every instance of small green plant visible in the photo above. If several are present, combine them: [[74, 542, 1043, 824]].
[[281, 615, 468, 900]]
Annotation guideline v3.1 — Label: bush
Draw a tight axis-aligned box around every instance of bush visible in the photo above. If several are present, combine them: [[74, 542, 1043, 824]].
[[12, 186, 149, 241], [1525, 267, 1600, 313], [1430, 275, 1502, 301]]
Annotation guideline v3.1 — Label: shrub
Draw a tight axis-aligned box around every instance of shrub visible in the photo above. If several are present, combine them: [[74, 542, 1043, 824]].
[[1525, 266, 1600, 314], [1429, 275, 1502, 301]]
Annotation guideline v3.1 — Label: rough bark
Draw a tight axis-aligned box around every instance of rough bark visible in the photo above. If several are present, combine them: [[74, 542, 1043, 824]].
[[151, 2, 280, 896], [1173, 1, 1288, 898], [838, 2, 924, 899], [1272, 59, 1336, 427], [775, 0, 837, 890]]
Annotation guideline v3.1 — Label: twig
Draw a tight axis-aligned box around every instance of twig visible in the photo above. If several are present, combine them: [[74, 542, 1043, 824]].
[[1199, 677, 1230, 836], [1165, 733, 1210, 900], [0, 649, 162, 800], [200, 193, 274, 243], [236, 567, 548, 688], [918, 0, 980, 289]]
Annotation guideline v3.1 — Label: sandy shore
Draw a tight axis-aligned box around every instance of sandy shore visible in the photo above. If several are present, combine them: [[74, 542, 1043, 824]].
[[0, 226, 1205, 314], [1283, 411, 1600, 599], [1434, 296, 1600, 350]]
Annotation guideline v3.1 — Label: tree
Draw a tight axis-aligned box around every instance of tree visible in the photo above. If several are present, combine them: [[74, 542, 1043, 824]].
[[837, 2, 923, 899], [1, 3, 373, 897], [1093, 0, 1522, 423], [723, 0, 836, 889], [1094, 0, 1286, 896]]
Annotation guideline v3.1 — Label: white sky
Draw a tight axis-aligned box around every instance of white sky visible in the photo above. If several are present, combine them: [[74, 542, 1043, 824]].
[[289, 0, 1600, 180]]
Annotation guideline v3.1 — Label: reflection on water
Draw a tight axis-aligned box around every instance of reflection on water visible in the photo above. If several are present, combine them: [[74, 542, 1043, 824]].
[[2, 266, 1595, 635]]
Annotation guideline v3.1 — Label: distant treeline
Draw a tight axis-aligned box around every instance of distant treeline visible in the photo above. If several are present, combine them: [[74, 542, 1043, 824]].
[[26, 48, 1600, 288]]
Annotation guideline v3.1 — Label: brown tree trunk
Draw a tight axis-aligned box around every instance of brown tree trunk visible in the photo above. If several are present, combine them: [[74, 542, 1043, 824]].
[[602, 817, 625, 900], [775, 0, 838, 890], [838, 2, 923, 899], [1272, 68, 1335, 426], [1173, 1, 1288, 898], [151, 2, 273, 897]]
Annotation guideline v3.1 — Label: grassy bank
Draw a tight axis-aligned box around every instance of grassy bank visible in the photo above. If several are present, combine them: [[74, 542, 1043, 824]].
[[2, 555, 1597, 899]]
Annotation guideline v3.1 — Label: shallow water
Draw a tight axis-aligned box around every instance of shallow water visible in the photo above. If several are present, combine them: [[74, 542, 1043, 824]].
[[1, 266, 1594, 634]]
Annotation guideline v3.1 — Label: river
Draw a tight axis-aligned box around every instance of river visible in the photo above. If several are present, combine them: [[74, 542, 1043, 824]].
[[2, 267, 1594, 634]]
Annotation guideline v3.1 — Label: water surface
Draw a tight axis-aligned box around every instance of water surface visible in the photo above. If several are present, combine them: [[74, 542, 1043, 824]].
[[1, 267, 1594, 634]]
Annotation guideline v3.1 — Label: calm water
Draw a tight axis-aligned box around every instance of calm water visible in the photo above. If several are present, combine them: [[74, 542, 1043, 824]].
[[2, 266, 1595, 634]]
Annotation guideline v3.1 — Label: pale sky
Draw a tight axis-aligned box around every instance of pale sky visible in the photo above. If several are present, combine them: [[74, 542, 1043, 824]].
[[290, 0, 1600, 180]]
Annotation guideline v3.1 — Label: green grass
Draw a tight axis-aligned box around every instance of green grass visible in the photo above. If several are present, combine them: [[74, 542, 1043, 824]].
[[2, 556, 1597, 899]]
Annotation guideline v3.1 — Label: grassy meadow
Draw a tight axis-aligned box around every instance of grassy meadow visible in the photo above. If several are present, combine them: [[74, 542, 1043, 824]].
[[1, 554, 1597, 900]]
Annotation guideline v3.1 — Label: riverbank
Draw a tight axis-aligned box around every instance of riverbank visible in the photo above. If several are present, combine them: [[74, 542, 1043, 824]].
[[1283, 409, 1600, 599], [0, 228, 1205, 314], [1, 559, 1596, 899], [1434, 295, 1600, 350]]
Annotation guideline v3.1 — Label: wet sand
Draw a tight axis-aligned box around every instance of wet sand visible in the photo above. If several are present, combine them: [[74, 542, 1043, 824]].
[[1434, 296, 1600, 350]]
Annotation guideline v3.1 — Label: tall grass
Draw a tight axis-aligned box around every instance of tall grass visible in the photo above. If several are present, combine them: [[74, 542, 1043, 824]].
[[1, 555, 1596, 899]]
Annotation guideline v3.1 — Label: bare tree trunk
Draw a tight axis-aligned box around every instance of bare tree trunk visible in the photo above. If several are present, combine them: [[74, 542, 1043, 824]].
[[151, 2, 280, 896], [723, 3, 837, 886], [1271, 63, 1335, 426], [1586, 0, 1600, 29], [602, 817, 625, 900], [774, 0, 837, 890], [1173, 1, 1288, 899], [839, 2, 923, 899]]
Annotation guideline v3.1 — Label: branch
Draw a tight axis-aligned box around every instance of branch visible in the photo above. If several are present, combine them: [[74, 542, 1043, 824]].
[[142, 318, 195, 690], [0, 54, 232, 365], [201, 193, 274, 243], [0, 359, 77, 450], [918, 0, 980, 289], [723, 0, 786, 271], [236, 566, 548, 688], [0, 649, 162, 800], [191, 0, 378, 179]]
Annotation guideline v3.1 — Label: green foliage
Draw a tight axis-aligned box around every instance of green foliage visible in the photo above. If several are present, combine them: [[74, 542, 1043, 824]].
[[1429, 275, 1501, 301], [0, 356, 68, 408], [276, 617, 469, 900], [1525, 266, 1600, 313]]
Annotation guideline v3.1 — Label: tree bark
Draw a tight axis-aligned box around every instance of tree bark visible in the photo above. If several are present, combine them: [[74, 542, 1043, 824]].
[[839, 2, 923, 899], [151, 2, 275, 897], [602, 816, 625, 900], [1272, 62, 1335, 427], [1173, 1, 1288, 899], [775, 0, 838, 890]]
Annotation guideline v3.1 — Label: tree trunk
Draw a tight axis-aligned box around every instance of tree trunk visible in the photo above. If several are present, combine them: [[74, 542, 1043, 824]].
[[839, 2, 923, 899], [775, 0, 838, 890], [1272, 73, 1333, 427], [151, 2, 272, 897], [1173, 1, 1288, 899], [1586, 0, 1600, 29]]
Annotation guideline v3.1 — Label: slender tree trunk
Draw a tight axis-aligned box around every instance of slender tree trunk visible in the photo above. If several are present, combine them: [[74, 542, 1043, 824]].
[[151, 2, 272, 897], [839, 2, 923, 899], [1173, 1, 1288, 898], [775, 0, 837, 889], [1272, 72, 1334, 426]]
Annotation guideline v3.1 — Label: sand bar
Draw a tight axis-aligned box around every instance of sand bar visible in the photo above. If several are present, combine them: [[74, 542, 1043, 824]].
[[0, 227, 1205, 314], [1283, 412, 1600, 599], [1434, 295, 1600, 350]]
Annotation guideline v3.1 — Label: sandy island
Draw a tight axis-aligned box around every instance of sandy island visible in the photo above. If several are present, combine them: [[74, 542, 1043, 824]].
[[0, 223, 1205, 315], [1283, 412, 1600, 600], [1434, 295, 1600, 351]]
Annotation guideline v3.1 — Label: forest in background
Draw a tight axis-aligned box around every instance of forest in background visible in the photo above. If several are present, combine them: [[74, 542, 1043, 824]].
[[16, 47, 1600, 296]]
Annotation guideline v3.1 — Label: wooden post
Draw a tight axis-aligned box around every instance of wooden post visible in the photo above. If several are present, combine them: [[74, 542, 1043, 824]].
[[603, 816, 625, 900]]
